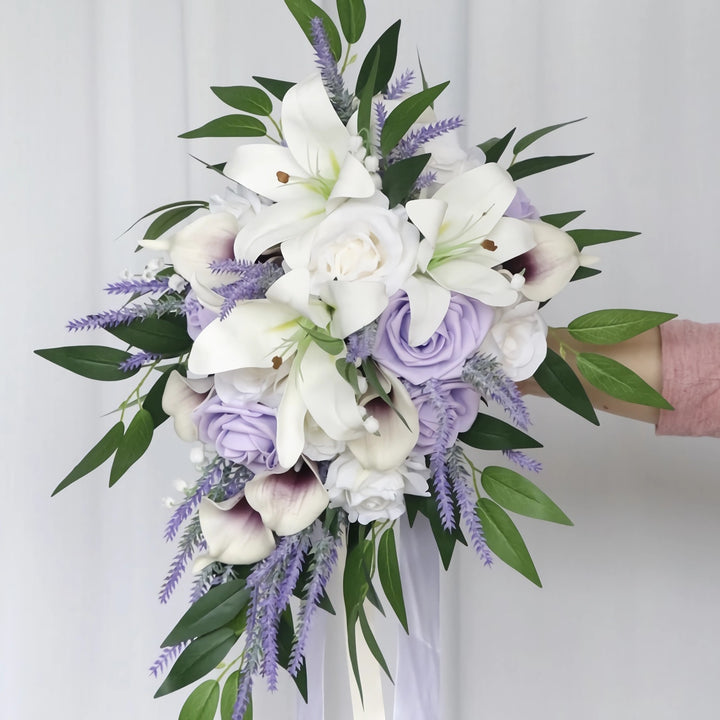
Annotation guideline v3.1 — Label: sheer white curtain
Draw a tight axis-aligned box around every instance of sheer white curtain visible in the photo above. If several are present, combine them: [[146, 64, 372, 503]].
[[4, 1, 720, 718]]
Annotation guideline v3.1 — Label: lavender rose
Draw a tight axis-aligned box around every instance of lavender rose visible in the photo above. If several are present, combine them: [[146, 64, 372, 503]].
[[193, 395, 279, 474], [184, 291, 218, 340], [373, 291, 494, 384]]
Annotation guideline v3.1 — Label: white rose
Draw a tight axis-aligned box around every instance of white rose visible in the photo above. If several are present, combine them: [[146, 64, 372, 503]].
[[480, 301, 547, 381], [422, 131, 485, 191], [214, 363, 290, 407], [209, 185, 267, 227]]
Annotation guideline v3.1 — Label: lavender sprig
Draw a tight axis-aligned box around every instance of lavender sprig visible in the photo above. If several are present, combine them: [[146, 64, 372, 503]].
[[503, 449, 542, 474], [385, 69, 415, 100], [104, 277, 170, 295], [374, 101, 388, 140], [67, 294, 186, 331], [211, 261, 284, 319], [345, 322, 377, 364], [414, 171, 438, 192], [119, 351, 160, 372], [159, 516, 206, 604], [390, 116, 463, 161], [310, 18, 354, 123], [149, 642, 188, 678]]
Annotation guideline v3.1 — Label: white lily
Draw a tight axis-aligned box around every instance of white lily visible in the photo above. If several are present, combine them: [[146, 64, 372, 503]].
[[161, 370, 213, 442], [225, 73, 377, 261], [404, 163, 536, 344]]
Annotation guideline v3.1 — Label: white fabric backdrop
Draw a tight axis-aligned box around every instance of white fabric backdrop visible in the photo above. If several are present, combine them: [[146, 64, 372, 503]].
[[3, 0, 719, 718]]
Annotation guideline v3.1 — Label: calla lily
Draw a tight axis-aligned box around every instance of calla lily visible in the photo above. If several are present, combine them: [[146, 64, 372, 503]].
[[161, 370, 213, 442]]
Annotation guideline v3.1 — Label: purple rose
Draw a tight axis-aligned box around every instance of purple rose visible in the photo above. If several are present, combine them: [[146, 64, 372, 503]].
[[194, 395, 279, 474], [504, 187, 539, 220], [184, 291, 219, 341], [373, 292, 494, 384], [408, 381, 481, 455]]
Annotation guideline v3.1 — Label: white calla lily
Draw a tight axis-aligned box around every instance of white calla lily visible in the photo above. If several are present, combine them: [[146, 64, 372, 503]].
[[161, 370, 212, 442]]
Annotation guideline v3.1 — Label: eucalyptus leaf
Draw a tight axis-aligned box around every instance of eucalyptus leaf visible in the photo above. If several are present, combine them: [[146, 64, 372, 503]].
[[284, 0, 342, 60], [459, 413, 543, 450], [570, 266, 602, 281], [336, 0, 366, 43], [154, 628, 238, 698], [576, 353, 673, 409], [480, 466, 573, 525], [179, 114, 266, 139], [105, 315, 192, 356], [512, 117, 586, 156], [162, 579, 250, 647], [355, 20, 401, 96], [179, 680, 220, 720], [476, 499, 541, 587], [211, 86, 273, 115], [143, 205, 205, 240], [540, 210, 585, 228], [380, 82, 450, 156], [356, 48, 379, 151], [568, 228, 641, 249], [220, 671, 240, 720], [358, 607, 393, 681], [253, 76, 295, 101], [377, 528, 408, 633], [382, 153, 430, 207], [51, 422, 124, 496], [34, 346, 139, 381], [568, 309, 677, 344], [109, 409, 154, 486], [533, 348, 598, 424], [508, 153, 593, 181], [477, 128, 516, 164]]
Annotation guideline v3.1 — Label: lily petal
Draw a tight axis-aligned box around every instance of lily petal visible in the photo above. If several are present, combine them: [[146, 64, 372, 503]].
[[275, 360, 308, 469], [245, 463, 328, 536], [266, 269, 332, 328], [161, 370, 208, 442], [322, 280, 389, 339], [328, 154, 376, 203], [403, 274, 451, 346], [430, 255, 519, 307], [484, 216, 536, 265]]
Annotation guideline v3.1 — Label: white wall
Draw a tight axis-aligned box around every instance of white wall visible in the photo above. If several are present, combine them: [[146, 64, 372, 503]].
[[3, 1, 719, 718]]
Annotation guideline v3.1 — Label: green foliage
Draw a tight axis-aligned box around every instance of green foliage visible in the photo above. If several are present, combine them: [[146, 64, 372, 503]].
[[211, 86, 273, 115], [253, 76, 295, 101], [568, 309, 677, 345], [377, 527, 409, 633], [512, 117, 586, 156], [144, 204, 206, 240], [405, 495, 466, 570], [143, 366, 179, 427], [477, 128, 516, 164], [109, 409, 154, 486], [459, 413, 543, 451], [533, 348, 599, 424], [508, 153, 593, 181], [336, 0, 366, 44], [105, 315, 192, 356], [121, 199, 209, 238], [284, 0, 342, 60], [568, 228, 640, 249], [358, 606, 392, 681], [35, 345, 139, 381], [570, 266, 602, 282], [356, 48, 379, 152], [276, 607, 308, 701], [179, 680, 220, 720], [179, 115, 267, 139], [540, 210, 585, 228], [480, 466, 573, 525], [220, 671, 241, 720], [382, 153, 430, 207], [355, 20, 400, 96]]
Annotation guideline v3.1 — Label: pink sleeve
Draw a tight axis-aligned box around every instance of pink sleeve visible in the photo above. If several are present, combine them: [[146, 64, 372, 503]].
[[656, 319, 720, 437]]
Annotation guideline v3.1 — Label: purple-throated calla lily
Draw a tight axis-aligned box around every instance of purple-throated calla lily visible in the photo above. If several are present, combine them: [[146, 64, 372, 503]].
[[161, 370, 213, 442]]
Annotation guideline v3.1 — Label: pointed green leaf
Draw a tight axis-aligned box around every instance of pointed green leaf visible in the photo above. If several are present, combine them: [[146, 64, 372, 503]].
[[358, 607, 393, 681], [480, 466, 573, 525], [576, 353, 673, 409], [109, 409, 154, 486], [361, 359, 410, 430], [405, 495, 465, 571], [512, 117, 586, 156], [336, 0, 366, 43], [336, 358, 362, 395], [284, 0, 342, 60], [105, 315, 192, 356], [162, 579, 250, 647], [154, 628, 237, 697], [355, 20, 401, 96], [533, 348, 598, 424], [380, 82, 450, 156], [277, 607, 308, 702], [477, 128, 516, 164], [568, 309, 677, 345], [253, 76, 295, 101], [476, 498, 541, 587], [381, 153, 430, 207], [51, 422, 124, 496], [459, 413, 543, 450], [220, 671, 241, 720], [143, 205, 205, 240], [568, 228, 641, 249], [119, 200, 209, 238], [540, 210, 585, 229], [143, 365, 180, 427], [357, 48, 379, 152], [188, 154, 227, 176], [211, 86, 273, 115], [179, 680, 220, 720], [377, 528, 408, 633], [179, 114, 266, 139], [508, 153, 593, 181], [304, 326, 344, 355], [35, 346, 139, 381], [570, 266, 601, 281]]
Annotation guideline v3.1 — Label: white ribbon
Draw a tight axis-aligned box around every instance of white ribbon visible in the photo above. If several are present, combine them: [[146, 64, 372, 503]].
[[393, 515, 441, 720]]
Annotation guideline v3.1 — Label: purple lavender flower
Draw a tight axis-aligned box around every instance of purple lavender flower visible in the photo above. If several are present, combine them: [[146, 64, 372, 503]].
[[119, 351, 160, 372], [105, 277, 169, 295], [385, 69, 415, 100], [310, 17, 353, 122], [390, 116, 464, 162], [373, 291, 494, 384]]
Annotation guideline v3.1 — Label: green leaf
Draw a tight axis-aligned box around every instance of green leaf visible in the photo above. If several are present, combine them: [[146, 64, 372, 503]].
[[380, 82, 450, 156], [179, 114, 266, 139], [539, 210, 585, 229], [459, 413, 543, 451], [361, 358, 410, 430], [284, 0, 342, 60], [34, 345, 139, 381], [377, 528, 408, 633], [405, 495, 465, 571], [575, 353, 673, 409], [568, 309, 677, 345], [51, 422, 124, 496], [220, 671, 241, 720], [355, 20, 401, 96], [381, 153, 430, 207], [119, 200, 209, 238], [154, 628, 237, 698], [143, 366, 179, 427], [143, 205, 205, 240], [480, 466, 573, 525], [568, 228, 641, 249], [356, 48, 379, 152], [336, 0, 366, 43], [253, 76, 295, 101], [162, 579, 250, 647], [477, 128, 515, 164], [508, 153, 593, 181], [512, 117, 586, 156], [570, 266, 602, 281], [358, 607, 393, 681], [304, 326, 344, 355], [533, 348, 598, 424], [336, 358, 362, 395], [211, 86, 273, 115], [105, 315, 192, 356], [109, 409, 154, 486], [276, 607, 308, 702], [179, 680, 220, 720], [476, 498, 541, 587]]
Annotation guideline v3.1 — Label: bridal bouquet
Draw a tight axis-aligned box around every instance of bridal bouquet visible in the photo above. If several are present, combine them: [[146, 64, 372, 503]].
[[36, 1, 674, 717]]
